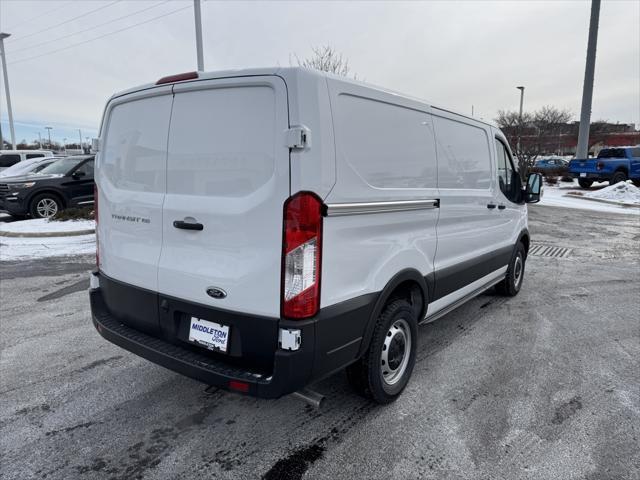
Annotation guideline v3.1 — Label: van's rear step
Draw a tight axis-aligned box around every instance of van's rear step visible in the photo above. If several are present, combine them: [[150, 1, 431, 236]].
[[90, 288, 312, 398]]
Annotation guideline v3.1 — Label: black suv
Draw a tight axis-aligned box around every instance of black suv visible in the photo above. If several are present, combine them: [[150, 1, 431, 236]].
[[0, 155, 95, 218]]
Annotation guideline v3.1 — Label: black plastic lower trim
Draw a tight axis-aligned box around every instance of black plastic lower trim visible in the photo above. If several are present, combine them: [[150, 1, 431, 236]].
[[432, 245, 513, 301], [90, 273, 378, 398]]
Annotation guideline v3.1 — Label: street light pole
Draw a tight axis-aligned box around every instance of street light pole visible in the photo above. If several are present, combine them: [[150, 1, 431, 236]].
[[37, 132, 42, 149], [45, 126, 53, 149], [0, 32, 17, 150], [576, 0, 601, 159], [78, 129, 83, 152], [516, 86, 525, 153], [193, 0, 204, 71]]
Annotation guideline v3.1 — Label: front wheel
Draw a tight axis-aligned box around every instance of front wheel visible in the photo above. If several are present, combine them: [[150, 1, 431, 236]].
[[496, 243, 526, 297], [30, 193, 62, 219], [578, 178, 593, 189], [346, 299, 418, 404]]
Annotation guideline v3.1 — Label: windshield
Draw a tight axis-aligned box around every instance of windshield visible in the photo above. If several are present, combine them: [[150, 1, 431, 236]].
[[39, 156, 87, 175], [597, 148, 626, 158]]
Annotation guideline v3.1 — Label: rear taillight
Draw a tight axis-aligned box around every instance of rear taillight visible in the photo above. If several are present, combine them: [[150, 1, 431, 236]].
[[282, 192, 323, 319], [596, 161, 604, 170], [94, 184, 99, 268]]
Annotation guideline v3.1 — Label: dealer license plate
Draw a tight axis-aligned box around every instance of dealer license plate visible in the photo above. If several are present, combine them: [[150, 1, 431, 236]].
[[189, 317, 230, 353], [580, 172, 587, 177]]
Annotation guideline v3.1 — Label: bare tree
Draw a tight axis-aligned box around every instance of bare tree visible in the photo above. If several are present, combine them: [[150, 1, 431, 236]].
[[496, 106, 572, 178], [294, 45, 355, 78]]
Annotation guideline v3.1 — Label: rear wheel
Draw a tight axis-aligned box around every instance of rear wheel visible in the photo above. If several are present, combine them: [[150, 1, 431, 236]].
[[578, 178, 593, 189], [346, 299, 418, 404], [610, 171, 627, 185], [496, 243, 526, 297], [29, 193, 62, 219]]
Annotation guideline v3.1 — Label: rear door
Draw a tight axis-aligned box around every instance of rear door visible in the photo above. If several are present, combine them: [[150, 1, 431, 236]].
[[157, 76, 290, 317], [97, 86, 173, 292]]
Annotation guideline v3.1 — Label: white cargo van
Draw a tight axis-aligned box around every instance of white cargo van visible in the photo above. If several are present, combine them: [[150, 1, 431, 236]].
[[89, 68, 542, 404]]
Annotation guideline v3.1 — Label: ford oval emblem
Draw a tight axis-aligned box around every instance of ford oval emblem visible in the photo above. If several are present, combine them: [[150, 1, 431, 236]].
[[206, 287, 227, 299]]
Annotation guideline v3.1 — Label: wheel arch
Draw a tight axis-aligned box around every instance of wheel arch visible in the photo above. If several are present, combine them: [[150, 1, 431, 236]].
[[356, 268, 429, 358], [27, 189, 67, 216], [517, 228, 530, 257]]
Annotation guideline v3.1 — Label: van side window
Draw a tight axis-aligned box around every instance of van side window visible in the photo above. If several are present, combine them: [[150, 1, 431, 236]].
[[26, 154, 45, 159], [495, 139, 520, 203], [433, 116, 492, 189], [333, 94, 437, 188], [0, 154, 21, 168]]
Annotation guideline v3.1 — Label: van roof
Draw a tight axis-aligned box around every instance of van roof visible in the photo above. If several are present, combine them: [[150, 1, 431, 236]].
[[110, 67, 496, 128]]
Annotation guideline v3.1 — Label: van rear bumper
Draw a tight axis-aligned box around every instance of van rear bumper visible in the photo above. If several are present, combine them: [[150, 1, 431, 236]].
[[90, 273, 377, 399]]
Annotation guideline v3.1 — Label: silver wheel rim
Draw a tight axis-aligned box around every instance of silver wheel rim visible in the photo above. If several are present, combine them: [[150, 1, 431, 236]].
[[513, 254, 523, 288], [36, 198, 58, 218], [381, 318, 412, 386]]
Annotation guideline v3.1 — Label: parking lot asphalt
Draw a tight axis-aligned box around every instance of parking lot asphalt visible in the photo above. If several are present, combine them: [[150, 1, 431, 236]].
[[1, 205, 639, 480]]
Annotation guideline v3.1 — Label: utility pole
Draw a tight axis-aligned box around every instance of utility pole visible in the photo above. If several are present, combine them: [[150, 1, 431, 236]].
[[193, 0, 204, 71], [516, 86, 525, 153], [45, 126, 53, 149], [0, 32, 16, 150], [576, 0, 601, 159]]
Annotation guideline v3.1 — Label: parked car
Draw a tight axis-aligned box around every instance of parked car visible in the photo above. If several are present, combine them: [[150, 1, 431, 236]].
[[89, 68, 542, 404], [0, 155, 94, 218], [533, 157, 569, 173], [569, 146, 640, 188], [0, 156, 58, 178], [0, 150, 54, 171]]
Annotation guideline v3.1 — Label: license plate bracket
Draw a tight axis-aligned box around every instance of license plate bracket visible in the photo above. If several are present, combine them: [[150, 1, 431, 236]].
[[188, 317, 230, 353]]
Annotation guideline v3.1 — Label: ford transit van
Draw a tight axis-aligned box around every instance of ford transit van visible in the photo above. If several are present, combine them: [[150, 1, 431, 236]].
[[89, 68, 542, 404]]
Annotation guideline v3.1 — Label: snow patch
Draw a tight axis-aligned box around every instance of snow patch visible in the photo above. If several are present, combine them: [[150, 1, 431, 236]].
[[584, 181, 640, 205], [537, 179, 639, 215], [0, 234, 95, 261], [0, 218, 95, 234]]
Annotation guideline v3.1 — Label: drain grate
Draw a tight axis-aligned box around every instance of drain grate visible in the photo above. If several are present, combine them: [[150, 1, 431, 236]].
[[529, 244, 572, 258]]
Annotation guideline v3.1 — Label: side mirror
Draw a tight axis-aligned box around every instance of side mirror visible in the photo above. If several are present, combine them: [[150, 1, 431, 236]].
[[72, 171, 86, 179], [525, 172, 543, 203]]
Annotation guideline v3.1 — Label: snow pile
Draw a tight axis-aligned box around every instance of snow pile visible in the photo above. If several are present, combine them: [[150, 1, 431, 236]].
[[537, 179, 639, 215], [0, 218, 95, 234], [584, 181, 640, 205]]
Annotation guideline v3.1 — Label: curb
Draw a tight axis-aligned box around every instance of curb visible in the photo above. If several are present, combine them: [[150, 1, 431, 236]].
[[0, 229, 95, 238], [563, 193, 640, 209]]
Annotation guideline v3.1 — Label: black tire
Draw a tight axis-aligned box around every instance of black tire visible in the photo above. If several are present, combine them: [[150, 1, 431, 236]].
[[610, 171, 627, 185], [578, 178, 593, 189], [29, 193, 62, 219], [346, 299, 418, 404], [495, 242, 526, 297]]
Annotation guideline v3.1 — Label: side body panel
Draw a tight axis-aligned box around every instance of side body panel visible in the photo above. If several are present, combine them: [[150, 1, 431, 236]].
[[322, 78, 439, 308]]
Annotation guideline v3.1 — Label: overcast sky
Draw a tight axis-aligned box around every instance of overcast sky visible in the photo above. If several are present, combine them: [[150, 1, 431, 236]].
[[0, 0, 638, 145]]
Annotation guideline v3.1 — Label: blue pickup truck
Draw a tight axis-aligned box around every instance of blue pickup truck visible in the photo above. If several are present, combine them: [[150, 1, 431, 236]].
[[569, 146, 640, 188]]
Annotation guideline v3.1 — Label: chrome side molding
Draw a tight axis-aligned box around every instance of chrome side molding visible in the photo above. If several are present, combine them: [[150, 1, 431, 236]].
[[324, 199, 439, 217]]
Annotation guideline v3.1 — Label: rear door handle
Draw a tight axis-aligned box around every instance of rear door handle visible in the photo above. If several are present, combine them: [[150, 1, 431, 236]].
[[498, 205, 506, 210], [487, 204, 496, 209], [173, 220, 204, 231]]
